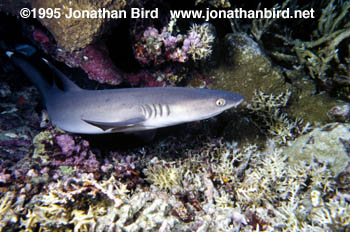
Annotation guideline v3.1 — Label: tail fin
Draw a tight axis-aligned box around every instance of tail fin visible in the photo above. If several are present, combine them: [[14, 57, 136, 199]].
[[5, 44, 81, 100], [13, 44, 36, 57], [5, 50, 52, 99]]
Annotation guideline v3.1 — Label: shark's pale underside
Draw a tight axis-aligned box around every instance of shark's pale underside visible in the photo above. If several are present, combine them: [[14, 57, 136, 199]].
[[6, 51, 244, 134]]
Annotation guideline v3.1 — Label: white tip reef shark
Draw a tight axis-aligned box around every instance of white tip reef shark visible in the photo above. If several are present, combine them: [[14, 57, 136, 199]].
[[6, 50, 244, 134]]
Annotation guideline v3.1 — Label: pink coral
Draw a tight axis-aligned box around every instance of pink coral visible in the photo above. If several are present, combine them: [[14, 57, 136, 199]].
[[56, 134, 75, 155], [33, 29, 49, 44], [80, 43, 123, 85], [52, 134, 100, 172], [30, 26, 123, 85], [56, 43, 124, 85], [125, 72, 164, 87]]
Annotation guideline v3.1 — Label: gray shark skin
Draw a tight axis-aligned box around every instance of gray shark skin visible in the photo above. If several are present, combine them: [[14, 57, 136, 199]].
[[7, 52, 244, 134]]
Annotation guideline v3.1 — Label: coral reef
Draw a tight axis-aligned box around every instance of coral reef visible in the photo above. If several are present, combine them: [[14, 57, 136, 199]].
[[145, 159, 183, 191], [225, 0, 349, 123], [30, 28, 123, 85], [32, 128, 103, 175], [0, 192, 26, 232], [287, 83, 341, 123], [2, 0, 350, 231], [58, 42, 124, 85], [247, 90, 312, 145], [249, 0, 350, 98], [134, 20, 215, 65], [1, 104, 350, 231], [290, 0, 350, 90]]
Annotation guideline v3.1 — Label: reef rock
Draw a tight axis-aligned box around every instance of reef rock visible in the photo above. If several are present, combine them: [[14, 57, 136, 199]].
[[32, 0, 127, 51], [208, 32, 289, 103], [1, 0, 127, 51], [287, 78, 340, 124], [284, 123, 350, 176]]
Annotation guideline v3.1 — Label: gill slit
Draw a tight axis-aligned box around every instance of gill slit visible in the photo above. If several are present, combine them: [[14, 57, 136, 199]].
[[141, 104, 170, 119]]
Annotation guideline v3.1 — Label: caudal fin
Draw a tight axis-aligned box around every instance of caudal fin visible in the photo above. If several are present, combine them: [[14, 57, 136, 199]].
[[5, 46, 52, 100]]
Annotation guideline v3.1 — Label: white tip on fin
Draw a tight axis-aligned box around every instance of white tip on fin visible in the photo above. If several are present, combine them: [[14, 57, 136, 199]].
[[5, 51, 14, 57], [42, 58, 49, 63]]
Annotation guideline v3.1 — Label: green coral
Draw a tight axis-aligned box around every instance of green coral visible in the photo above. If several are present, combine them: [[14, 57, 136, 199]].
[[59, 166, 76, 176], [32, 130, 54, 164]]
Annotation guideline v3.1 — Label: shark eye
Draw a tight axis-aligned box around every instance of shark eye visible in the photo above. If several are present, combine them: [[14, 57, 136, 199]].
[[216, 98, 226, 107]]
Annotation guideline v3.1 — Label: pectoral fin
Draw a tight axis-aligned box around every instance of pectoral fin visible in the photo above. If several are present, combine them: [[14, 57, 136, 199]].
[[82, 117, 146, 131]]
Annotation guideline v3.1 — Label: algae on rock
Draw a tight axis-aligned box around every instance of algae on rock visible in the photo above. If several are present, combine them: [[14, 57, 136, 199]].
[[284, 122, 350, 176], [209, 32, 290, 103]]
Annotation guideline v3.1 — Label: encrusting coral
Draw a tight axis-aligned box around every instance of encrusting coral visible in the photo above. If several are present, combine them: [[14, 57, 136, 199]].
[[284, 122, 350, 177]]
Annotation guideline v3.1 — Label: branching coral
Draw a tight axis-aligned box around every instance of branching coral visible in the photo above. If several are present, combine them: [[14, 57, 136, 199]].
[[310, 193, 350, 229], [144, 159, 184, 191], [184, 24, 215, 61], [230, 0, 291, 41], [271, 0, 349, 96], [251, 0, 291, 41], [231, 141, 340, 231], [0, 192, 15, 231], [176, 136, 344, 231], [2, 131, 349, 231], [20, 172, 185, 231], [231, 0, 350, 97], [0, 192, 26, 231], [248, 90, 311, 144], [20, 174, 130, 231]]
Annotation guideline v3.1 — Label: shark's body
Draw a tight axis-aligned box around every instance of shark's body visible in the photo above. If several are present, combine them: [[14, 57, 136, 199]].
[[6, 50, 244, 134]]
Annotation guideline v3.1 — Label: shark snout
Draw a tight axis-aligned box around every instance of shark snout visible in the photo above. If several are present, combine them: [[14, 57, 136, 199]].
[[223, 92, 244, 108]]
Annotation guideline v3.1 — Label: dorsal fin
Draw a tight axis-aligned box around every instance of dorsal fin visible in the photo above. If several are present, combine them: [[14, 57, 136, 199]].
[[42, 58, 81, 92]]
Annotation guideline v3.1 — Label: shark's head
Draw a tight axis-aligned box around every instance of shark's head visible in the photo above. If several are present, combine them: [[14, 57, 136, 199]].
[[169, 88, 244, 123]]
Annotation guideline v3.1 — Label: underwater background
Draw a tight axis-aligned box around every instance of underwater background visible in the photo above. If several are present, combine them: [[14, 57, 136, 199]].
[[0, 0, 350, 231]]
